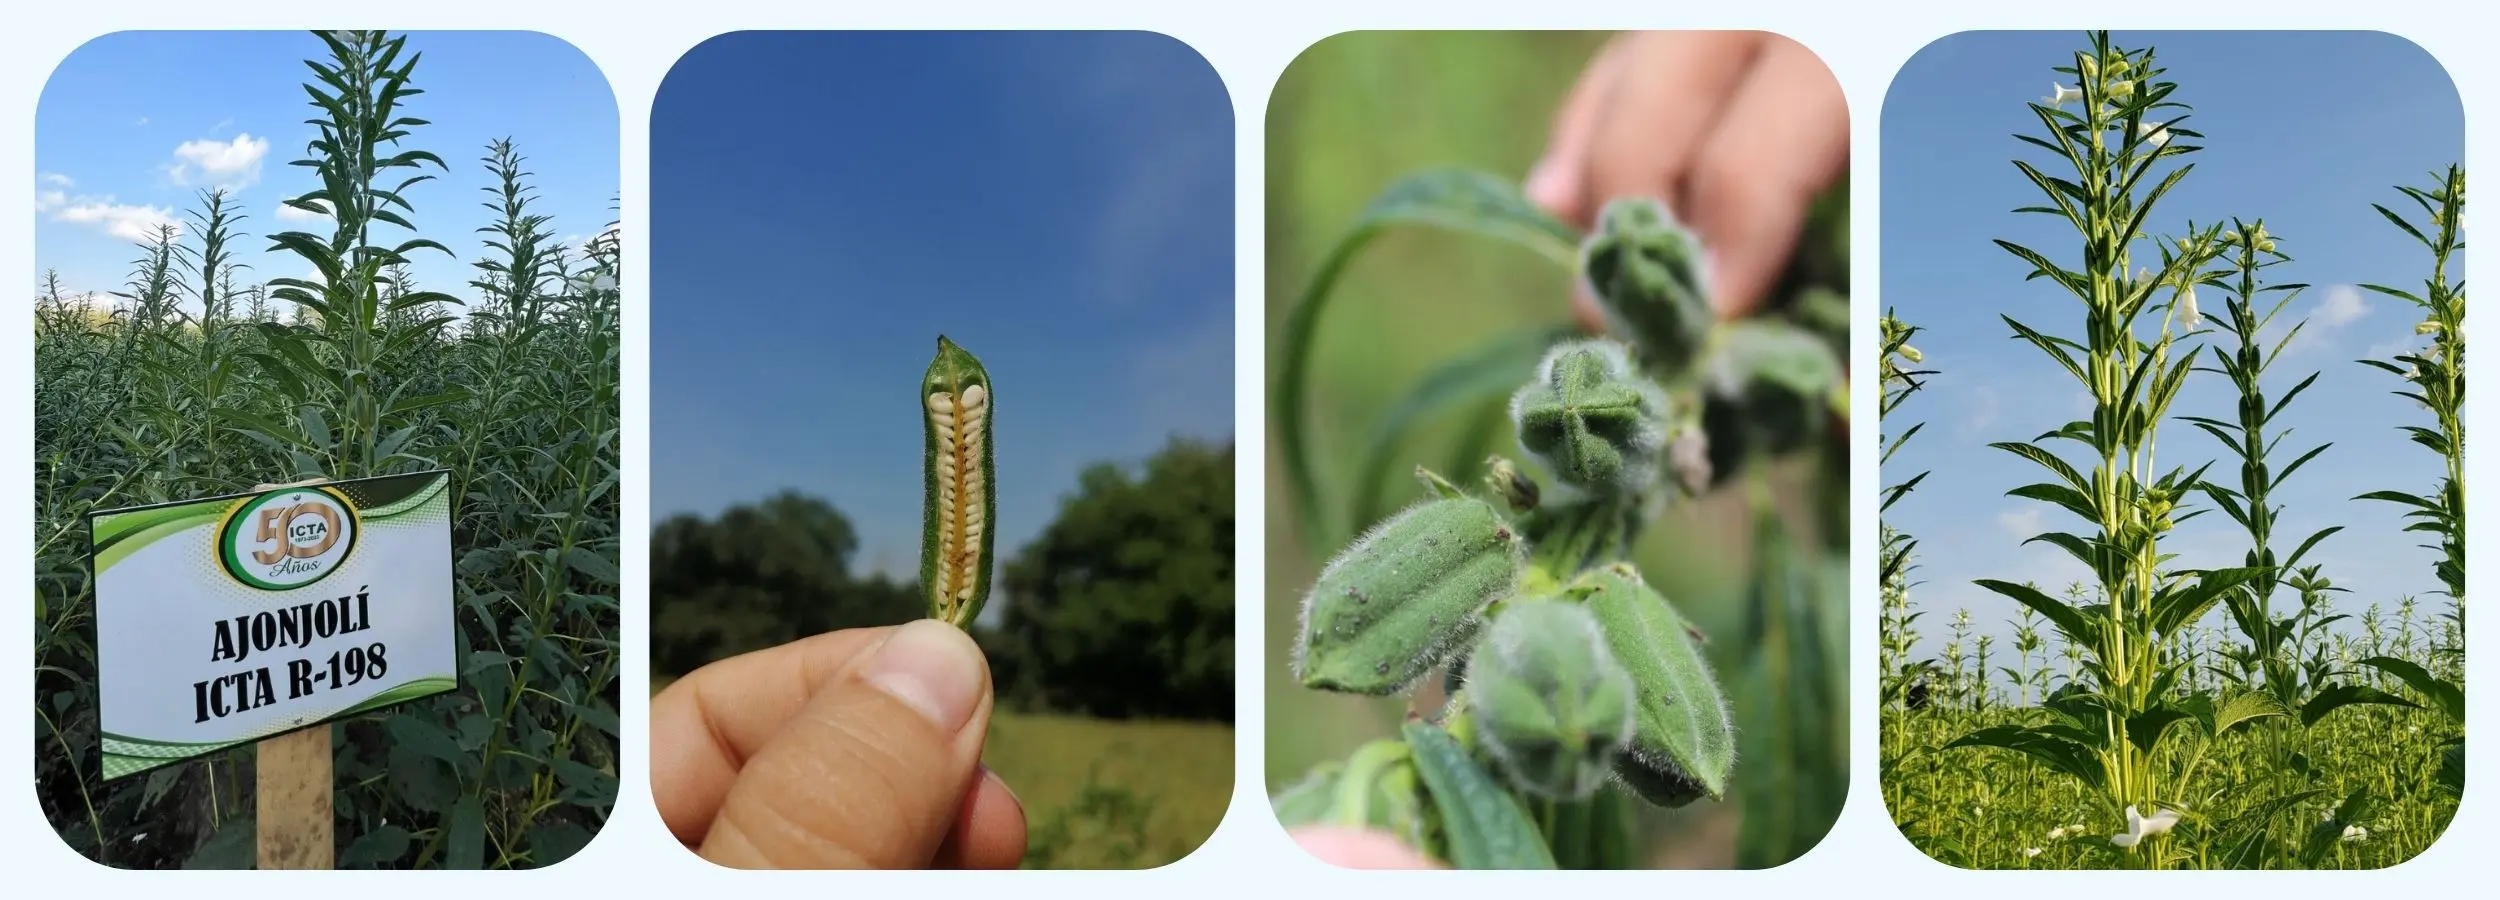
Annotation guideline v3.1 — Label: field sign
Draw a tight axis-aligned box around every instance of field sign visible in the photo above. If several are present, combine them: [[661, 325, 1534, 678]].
[[89, 470, 458, 781]]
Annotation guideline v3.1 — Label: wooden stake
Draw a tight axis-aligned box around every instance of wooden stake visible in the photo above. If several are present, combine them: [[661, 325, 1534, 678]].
[[255, 724, 334, 869]]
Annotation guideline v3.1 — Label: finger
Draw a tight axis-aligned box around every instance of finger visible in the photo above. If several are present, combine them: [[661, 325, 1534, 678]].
[[1683, 36, 1848, 319], [1291, 826, 1443, 869], [650, 626, 897, 846], [697, 619, 995, 869], [1526, 33, 1634, 224], [930, 766, 1027, 870], [1579, 30, 1768, 227]]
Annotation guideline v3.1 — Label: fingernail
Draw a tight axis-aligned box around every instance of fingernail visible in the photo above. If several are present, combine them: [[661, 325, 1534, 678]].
[[1524, 157, 1567, 210], [863, 620, 985, 734]]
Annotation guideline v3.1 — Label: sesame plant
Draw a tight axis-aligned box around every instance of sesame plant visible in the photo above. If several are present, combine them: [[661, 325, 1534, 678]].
[[1877, 32, 2463, 870], [1271, 170, 1847, 869], [34, 30, 618, 869]]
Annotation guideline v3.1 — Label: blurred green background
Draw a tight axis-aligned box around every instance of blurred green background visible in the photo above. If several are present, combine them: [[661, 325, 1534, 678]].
[[1263, 30, 1848, 868]]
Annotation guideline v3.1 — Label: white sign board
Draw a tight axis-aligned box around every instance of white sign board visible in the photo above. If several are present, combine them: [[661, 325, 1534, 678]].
[[89, 470, 457, 780]]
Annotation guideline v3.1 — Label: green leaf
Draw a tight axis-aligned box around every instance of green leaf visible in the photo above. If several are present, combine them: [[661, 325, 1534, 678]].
[[2299, 683, 2420, 726], [1401, 720, 1557, 869], [2150, 567, 2267, 636], [386, 713, 466, 770], [1973, 579, 2097, 649], [341, 824, 413, 868], [564, 547, 620, 585], [1943, 724, 2106, 791], [183, 813, 257, 869], [1274, 168, 1579, 550], [445, 793, 485, 869], [2354, 655, 2462, 723]]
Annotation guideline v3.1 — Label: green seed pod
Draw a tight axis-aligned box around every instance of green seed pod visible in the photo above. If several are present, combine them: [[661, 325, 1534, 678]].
[[1574, 563, 1734, 806], [1511, 339, 1672, 494], [1465, 598, 1636, 800], [1704, 320, 1843, 459], [1580, 196, 1712, 375], [1271, 762, 1344, 830], [1295, 496, 1527, 694], [921, 335, 996, 629]]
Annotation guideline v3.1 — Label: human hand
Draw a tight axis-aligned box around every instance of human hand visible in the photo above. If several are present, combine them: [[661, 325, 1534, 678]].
[[1291, 825, 1441, 869], [651, 620, 1027, 869], [1525, 30, 1847, 328]]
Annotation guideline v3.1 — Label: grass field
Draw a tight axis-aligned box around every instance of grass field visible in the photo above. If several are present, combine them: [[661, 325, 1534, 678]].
[[984, 713, 1233, 869], [650, 677, 1232, 868]]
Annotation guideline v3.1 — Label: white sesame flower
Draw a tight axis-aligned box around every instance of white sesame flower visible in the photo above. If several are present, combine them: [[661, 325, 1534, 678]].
[[2342, 825, 2370, 842], [2405, 363, 2421, 381], [2111, 805, 2181, 848], [2024, 847, 2044, 859], [2047, 83, 2085, 107], [2046, 825, 2071, 840], [2138, 122, 2171, 148], [2177, 285, 2201, 329]]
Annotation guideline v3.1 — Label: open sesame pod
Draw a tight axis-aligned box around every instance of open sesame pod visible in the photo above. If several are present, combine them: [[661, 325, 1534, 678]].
[[920, 335, 996, 628], [1294, 495, 1526, 694], [1572, 563, 1735, 807]]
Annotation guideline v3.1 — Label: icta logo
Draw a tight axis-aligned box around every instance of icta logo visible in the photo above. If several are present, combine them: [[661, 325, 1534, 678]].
[[218, 487, 359, 591]]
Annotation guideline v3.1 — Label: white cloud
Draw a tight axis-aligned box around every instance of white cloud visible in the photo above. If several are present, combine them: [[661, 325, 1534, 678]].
[[38, 172, 72, 188], [2277, 285, 2373, 356], [2316, 284, 2371, 328], [168, 133, 271, 190], [52, 198, 181, 242], [36, 190, 66, 212], [1997, 507, 2044, 540]]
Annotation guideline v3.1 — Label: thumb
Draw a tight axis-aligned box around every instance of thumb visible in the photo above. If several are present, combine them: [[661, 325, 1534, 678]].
[[698, 619, 994, 869]]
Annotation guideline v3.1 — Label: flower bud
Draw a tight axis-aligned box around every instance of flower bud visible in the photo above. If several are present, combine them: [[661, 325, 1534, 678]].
[[1512, 339, 1672, 493], [1573, 563, 1734, 806], [1465, 598, 1637, 800], [1580, 197, 1712, 375], [1295, 496, 1527, 695]]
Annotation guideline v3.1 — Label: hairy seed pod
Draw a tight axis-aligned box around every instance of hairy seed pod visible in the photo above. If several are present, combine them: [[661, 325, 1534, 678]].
[[1466, 598, 1637, 800], [1575, 563, 1734, 806], [921, 335, 996, 629], [1580, 196, 1712, 376], [1511, 339, 1672, 494], [1295, 496, 1526, 695], [1702, 320, 1844, 460]]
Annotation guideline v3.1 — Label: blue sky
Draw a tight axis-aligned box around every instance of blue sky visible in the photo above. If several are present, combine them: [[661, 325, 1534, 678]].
[[649, 31, 1235, 585], [1882, 31, 2463, 671], [36, 31, 618, 312]]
